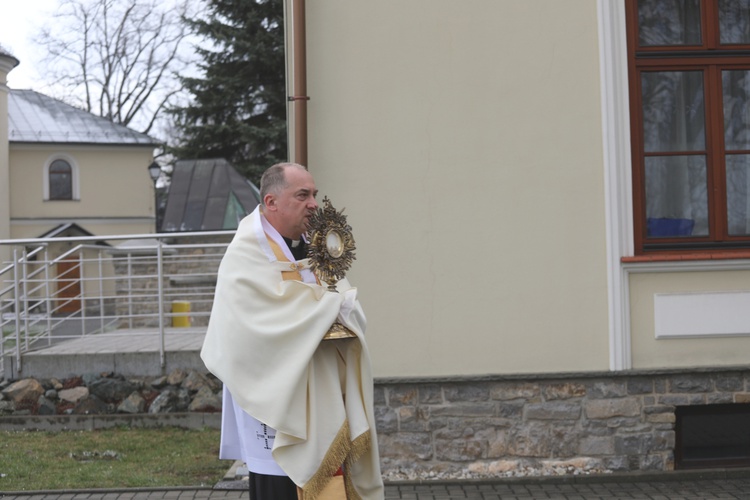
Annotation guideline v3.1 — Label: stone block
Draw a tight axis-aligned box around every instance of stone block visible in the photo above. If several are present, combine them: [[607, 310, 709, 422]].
[[646, 412, 675, 424], [542, 383, 586, 400], [418, 384, 443, 404], [627, 378, 653, 395], [378, 432, 432, 460], [398, 406, 429, 432], [497, 402, 524, 419], [614, 434, 653, 455], [387, 386, 418, 406], [487, 429, 510, 457], [714, 375, 743, 392], [578, 436, 615, 455], [372, 386, 386, 405], [489, 382, 539, 401], [430, 402, 496, 417], [584, 398, 640, 419], [707, 393, 733, 404], [735, 393, 750, 403], [506, 423, 551, 457], [374, 406, 398, 433], [525, 402, 581, 421], [434, 437, 485, 462], [443, 383, 489, 403], [587, 381, 627, 399], [670, 375, 713, 393], [653, 430, 675, 451]]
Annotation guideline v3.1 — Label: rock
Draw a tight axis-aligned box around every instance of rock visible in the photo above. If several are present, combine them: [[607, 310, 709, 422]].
[[2, 378, 44, 405], [183, 371, 219, 393], [37, 395, 57, 415], [117, 392, 146, 414], [88, 378, 137, 403], [188, 387, 222, 412], [0, 400, 15, 414], [59, 386, 90, 404], [166, 369, 187, 386], [150, 376, 168, 389], [72, 395, 110, 415], [149, 388, 178, 414], [0, 371, 228, 416], [82, 373, 104, 386], [175, 388, 191, 412]]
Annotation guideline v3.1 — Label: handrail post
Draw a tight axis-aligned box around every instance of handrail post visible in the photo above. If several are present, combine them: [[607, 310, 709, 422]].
[[127, 254, 133, 329], [44, 247, 52, 340], [80, 249, 87, 335], [21, 247, 30, 350], [98, 249, 104, 333], [12, 248, 22, 375], [156, 240, 166, 369]]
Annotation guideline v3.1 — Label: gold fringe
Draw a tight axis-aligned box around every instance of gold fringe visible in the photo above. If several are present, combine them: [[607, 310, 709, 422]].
[[343, 431, 371, 500], [300, 420, 373, 500], [302, 421, 352, 500]]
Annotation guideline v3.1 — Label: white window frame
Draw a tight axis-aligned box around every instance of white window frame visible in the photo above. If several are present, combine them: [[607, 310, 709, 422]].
[[43, 154, 80, 201]]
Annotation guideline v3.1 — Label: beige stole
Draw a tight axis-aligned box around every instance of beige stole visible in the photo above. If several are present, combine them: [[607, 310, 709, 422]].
[[268, 236, 347, 500]]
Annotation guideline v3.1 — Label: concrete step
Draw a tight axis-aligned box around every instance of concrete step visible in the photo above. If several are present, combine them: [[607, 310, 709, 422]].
[[3, 328, 207, 379]]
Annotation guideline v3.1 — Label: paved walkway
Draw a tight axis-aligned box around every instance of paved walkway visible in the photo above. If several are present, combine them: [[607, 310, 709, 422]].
[[2, 474, 750, 499]]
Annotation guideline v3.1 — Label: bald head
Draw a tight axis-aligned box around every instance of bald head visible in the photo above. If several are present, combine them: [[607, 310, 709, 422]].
[[260, 163, 319, 239]]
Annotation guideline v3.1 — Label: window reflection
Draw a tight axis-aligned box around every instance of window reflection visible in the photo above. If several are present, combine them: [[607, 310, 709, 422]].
[[49, 159, 73, 200], [638, 0, 701, 46]]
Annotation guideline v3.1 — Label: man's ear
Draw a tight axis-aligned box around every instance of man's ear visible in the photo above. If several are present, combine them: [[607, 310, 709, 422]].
[[263, 193, 276, 211]]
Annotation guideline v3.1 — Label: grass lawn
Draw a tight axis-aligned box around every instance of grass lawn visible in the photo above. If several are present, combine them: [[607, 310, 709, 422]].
[[0, 426, 230, 491]]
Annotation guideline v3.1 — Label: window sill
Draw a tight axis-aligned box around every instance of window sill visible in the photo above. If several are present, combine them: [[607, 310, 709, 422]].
[[622, 250, 750, 263]]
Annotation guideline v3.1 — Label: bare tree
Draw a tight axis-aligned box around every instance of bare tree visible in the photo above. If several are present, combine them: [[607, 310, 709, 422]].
[[35, 0, 198, 138]]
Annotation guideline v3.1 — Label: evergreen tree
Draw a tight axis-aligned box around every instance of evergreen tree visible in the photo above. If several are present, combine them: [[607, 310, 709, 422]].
[[169, 0, 287, 184]]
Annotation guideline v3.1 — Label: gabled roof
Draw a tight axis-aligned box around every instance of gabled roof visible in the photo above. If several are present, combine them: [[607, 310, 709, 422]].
[[36, 223, 110, 246], [8, 89, 156, 146], [161, 158, 261, 232]]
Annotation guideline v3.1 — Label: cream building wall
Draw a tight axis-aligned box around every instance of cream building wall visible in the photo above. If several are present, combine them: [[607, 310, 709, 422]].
[[303, 1, 610, 377], [0, 53, 16, 266], [9, 145, 156, 238], [628, 268, 750, 369]]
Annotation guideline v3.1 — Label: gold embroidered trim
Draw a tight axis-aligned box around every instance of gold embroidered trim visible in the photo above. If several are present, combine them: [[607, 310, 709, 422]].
[[301, 420, 372, 500]]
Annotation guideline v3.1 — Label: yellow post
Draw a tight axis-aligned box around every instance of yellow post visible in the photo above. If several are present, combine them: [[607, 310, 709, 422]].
[[171, 301, 191, 327]]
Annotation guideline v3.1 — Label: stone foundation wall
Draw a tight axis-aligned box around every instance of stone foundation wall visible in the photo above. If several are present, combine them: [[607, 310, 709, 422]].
[[374, 367, 750, 479]]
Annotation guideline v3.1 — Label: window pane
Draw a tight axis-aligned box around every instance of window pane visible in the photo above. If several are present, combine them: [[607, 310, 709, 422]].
[[719, 0, 750, 44], [723, 70, 750, 150], [49, 160, 72, 200], [638, 0, 701, 46], [642, 71, 705, 152], [726, 154, 750, 235], [645, 155, 708, 237]]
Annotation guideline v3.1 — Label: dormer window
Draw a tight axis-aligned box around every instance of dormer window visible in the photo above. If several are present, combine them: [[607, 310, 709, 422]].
[[44, 156, 79, 201]]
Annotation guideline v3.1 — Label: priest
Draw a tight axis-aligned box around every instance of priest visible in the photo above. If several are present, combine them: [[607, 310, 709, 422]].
[[201, 163, 384, 500]]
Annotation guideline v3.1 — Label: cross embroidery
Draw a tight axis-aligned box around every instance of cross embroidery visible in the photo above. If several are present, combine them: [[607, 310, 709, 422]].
[[256, 424, 275, 450]]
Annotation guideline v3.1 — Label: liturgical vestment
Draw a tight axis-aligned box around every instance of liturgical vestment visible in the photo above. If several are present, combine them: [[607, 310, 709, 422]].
[[201, 206, 384, 500]]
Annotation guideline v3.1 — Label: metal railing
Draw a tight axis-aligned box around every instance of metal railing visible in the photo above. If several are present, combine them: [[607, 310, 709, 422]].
[[0, 230, 235, 377]]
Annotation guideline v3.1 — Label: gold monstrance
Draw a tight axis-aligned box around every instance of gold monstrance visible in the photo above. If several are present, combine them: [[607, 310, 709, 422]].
[[307, 196, 357, 340]]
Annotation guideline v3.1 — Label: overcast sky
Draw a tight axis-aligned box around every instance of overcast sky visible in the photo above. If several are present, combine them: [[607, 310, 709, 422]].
[[0, 1, 63, 90]]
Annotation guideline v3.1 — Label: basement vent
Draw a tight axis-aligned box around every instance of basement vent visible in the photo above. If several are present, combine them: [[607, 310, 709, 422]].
[[675, 403, 750, 469]]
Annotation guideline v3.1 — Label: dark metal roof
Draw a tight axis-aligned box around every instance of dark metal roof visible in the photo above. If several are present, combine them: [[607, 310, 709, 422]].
[[8, 89, 156, 145], [161, 158, 261, 232]]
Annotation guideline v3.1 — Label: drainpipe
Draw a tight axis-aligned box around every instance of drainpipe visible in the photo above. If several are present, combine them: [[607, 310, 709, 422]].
[[287, 0, 309, 167]]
